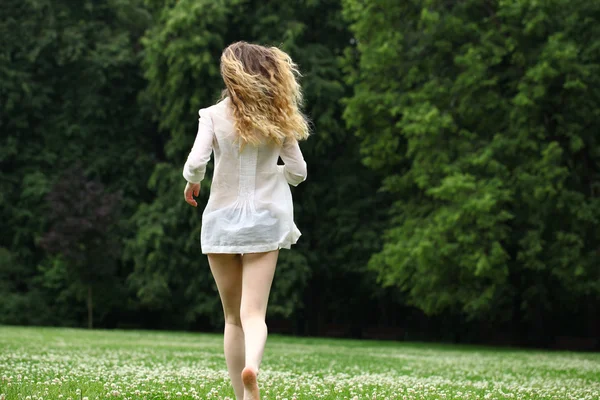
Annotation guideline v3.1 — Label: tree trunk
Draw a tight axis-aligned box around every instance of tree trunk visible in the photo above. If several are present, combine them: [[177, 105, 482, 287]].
[[87, 285, 93, 329]]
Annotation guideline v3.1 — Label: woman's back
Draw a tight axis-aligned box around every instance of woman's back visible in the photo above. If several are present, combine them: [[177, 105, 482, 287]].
[[183, 97, 307, 254]]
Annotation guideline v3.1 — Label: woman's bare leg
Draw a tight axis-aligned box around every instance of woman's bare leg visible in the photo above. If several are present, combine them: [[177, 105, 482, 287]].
[[240, 250, 279, 400], [207, 253, 245, 400]]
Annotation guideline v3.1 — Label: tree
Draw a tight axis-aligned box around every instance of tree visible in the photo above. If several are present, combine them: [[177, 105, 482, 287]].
[[130, 0, 390, 334], [0, 0, 157, 326], [343, 0, 600, 341], [40, 166, 122, 329]]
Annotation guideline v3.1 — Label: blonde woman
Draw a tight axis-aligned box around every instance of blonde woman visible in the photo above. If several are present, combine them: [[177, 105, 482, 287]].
[[182, 42, 309, 400]]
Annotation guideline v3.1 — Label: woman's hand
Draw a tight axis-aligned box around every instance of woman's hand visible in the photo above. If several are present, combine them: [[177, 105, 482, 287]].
[[184, 182, 201, 207]]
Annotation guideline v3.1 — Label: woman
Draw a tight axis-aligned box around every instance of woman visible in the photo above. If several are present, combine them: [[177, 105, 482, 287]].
[[182, 41, 309, 400]]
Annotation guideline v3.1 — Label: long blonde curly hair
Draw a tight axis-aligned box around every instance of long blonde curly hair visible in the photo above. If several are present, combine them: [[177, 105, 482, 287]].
[[220, 41, 310, 147]]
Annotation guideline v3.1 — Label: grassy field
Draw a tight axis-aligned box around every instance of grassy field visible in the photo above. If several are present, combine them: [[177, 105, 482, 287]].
[[0, 326, 599, 400]]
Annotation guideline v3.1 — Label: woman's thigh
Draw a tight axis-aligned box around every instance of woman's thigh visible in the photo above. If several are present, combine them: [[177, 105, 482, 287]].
[[207, 253, 243, 324], [240, 250, 279, 319]]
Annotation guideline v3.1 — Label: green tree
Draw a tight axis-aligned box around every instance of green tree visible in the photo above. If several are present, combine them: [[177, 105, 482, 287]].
[[0, 0, 157, 326], [130, 0, 388, 333], [40, 166, 122, 329], [343, 0, 600, 341]]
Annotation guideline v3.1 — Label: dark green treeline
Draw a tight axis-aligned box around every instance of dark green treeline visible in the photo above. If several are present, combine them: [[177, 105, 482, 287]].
[[1, 0, 599, 349]]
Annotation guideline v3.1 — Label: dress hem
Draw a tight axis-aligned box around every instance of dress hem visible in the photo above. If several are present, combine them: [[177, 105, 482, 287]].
[[201, 240, 297, 254]]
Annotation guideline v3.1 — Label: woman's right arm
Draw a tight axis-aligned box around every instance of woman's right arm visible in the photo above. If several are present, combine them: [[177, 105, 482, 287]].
[[183, 108, 214, 184], [279, 138, 307, 186]]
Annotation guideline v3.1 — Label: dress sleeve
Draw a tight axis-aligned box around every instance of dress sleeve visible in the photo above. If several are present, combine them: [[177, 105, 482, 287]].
[[279, 137, 307, 186], [183, 108, 215, 184]]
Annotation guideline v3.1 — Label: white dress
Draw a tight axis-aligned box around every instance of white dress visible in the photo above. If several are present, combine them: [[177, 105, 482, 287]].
[[182, 97, 307, 254]]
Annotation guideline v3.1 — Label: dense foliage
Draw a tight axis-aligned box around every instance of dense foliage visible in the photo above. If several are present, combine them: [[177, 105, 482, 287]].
[[125, 0, 390, 333], [0, 0, 157, 327], [40, 165, 122, 329], [343, 0, 600, 344], [1, 0, 598, 348]]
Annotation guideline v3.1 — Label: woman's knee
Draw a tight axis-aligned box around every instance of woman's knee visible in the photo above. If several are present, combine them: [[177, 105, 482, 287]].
[[221, 291, 243, 327], [224, 312, 242, 327], [240, 308, 266, 328]]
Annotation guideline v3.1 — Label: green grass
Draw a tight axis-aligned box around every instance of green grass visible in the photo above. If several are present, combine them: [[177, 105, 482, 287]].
[[0, 326, 599, 399]]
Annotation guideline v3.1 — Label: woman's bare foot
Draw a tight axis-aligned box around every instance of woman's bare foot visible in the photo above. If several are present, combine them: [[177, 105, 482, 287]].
[[241, 366, 260, 400]]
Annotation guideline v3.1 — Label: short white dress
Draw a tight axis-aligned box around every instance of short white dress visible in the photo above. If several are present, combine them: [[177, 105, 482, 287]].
[[182, 97, 307, 254]]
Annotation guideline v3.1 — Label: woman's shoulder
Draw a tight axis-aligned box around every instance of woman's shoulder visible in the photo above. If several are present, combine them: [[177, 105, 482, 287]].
[[202, 97, 230, 112], [199, 97, 231, 119], [199, 97, 233, 130]]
